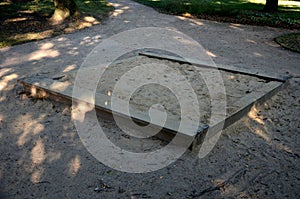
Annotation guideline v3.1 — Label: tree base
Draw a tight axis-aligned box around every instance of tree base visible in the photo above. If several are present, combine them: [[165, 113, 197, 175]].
[[50, 0, 80, 24], [263, 0, 278, 13]]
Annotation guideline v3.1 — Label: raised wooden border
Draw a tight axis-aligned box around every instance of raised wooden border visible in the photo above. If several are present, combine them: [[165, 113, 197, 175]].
[[139, 51, 291, 82], [20, 54, 290, 152]]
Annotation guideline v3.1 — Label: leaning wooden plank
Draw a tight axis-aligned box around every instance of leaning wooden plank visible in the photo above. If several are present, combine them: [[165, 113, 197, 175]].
[[139, 51, 290, 82], [196, 80, 287, 146]]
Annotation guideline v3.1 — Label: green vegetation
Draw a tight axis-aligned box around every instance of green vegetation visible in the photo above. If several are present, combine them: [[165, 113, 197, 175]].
[[76, 0, 112, 16], [134, 0, 300, 28], [0, 0, 113, 47], [275, 32, 300, 53]]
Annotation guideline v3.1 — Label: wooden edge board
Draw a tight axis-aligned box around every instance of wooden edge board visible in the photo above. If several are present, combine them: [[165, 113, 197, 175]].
[[20, 77, 208, 142], [193, 80, 289, 149], [139, 51, 291, 82]]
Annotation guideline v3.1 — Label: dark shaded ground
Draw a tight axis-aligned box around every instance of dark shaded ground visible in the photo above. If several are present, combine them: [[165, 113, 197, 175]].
[[0, 0, 113, 47]]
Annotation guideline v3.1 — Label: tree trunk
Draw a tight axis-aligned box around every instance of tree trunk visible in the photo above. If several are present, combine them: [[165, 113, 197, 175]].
[[50, 0, 79, 24], [263, 0, 278, 13]]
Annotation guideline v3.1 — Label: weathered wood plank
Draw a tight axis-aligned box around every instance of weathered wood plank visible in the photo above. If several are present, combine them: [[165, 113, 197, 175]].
[[139, 51, 291, 82]]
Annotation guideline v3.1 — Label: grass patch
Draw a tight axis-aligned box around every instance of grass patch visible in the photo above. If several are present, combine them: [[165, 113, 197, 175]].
[[275, 32, 300, 53], [0, 0, 113, 48], [134, 0, 300, 28], [76, 0, 113, 16]]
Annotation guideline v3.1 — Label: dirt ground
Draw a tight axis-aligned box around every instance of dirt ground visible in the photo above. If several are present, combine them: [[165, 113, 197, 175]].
[[0, 0, 300, 198]]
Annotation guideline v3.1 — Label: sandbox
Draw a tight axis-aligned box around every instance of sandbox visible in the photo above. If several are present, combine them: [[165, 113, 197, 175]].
[[21, 50, 290, 151]]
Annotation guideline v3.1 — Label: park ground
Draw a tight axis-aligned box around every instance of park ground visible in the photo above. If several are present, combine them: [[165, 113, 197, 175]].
[[0, 0, 299, 49], [0, 0, 300, 198]]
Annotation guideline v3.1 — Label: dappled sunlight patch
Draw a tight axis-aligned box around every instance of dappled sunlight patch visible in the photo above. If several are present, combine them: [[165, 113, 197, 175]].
[[229, 23, 244, 31], [0, 46, 11, 53], [111, 5, 129, 17], [253, 52, 263, 57], [245, 106, 273, 143], [84, 16, 97, 23], [64, 20, 94, 32], [71, 101, 94, 123], [63, 64, 77, 73], [0, 68, 12, 78], [31, 168, 44, 183], [57, 37, 67, 42], [246, 39, 257, 44], [62, 16, 100, 34], [275, 143, 293, 154], [15, 115, 46, 146], [18, 10, 35, 14], [109, 3, 121, 7], [248, 105, 265, 125], [4, 17, 28, 23], [68, 155, 81, 176], [30, 86, 47, 99], [79, 35, 101, 46], [49, 81, 71, 92], [78, 22, 93, 29], [176, 16, 186, 20], [253, 128, 271, 142], [39, 42, 54, 50], [206, 50, 217, 58], [33, 123, 45, 135], [63, 27, 76, 34], [12, 30, 54, 43], [0, 1, 11, 6], [0, 73, 18, 91], [31, 139, 45, 165], [182, 12, 192, 17], [81, 36, 92, 43], [112, 9, 125, 17], [176, 16, 205, 26], [29, 46, 59, 61], [227, 75, 236, 80]]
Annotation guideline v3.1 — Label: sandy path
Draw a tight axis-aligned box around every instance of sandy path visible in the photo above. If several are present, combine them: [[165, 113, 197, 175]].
[[0, 0, 299, 198]]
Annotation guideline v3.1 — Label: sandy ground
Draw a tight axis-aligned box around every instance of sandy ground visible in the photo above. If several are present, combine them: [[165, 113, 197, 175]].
[[0, 0, 300, 198]]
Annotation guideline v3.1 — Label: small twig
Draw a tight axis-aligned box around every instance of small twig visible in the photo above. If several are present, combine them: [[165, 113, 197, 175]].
[[191, 168, 246, 197], [34, 181, 51, 185]]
